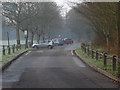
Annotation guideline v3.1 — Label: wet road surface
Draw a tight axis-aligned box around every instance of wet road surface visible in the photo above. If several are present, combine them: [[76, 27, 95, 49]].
[[2, 43, 118, 88]]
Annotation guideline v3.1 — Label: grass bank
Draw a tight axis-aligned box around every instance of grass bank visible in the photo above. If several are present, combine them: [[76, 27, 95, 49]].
[[76, 48, 119, 79]]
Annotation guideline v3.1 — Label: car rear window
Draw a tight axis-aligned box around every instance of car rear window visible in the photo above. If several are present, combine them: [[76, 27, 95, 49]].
[[66, 39, 71, 40]]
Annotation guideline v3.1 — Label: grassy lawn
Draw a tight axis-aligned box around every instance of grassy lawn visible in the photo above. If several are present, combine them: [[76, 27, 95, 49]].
[[0, 48, 32, 68], [76, 48, 119, 79]]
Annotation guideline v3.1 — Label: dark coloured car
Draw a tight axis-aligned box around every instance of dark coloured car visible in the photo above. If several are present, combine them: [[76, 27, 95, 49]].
[[58, 39, 64, 46], [52, 38, 64, 46], [64, 38, 73, 44]]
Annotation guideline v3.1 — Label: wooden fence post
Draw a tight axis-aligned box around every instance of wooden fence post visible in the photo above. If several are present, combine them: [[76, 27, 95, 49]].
[[81, 45, 83, 51], [103, 53, 107, 67], [83, 46, 85, 53], [3, 45, 5, 55], [81, 44, 83, 52], [8, 45, 11, 55], [96, 50, 98, 60], [12, 45, 15, 53], [91, 49, 94, 58], [13, 44, 15, 52], [112, 56, 116, 71], [87, 47, 89, 56]]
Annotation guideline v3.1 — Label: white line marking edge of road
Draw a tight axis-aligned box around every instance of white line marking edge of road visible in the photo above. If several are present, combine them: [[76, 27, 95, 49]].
[[71, 50, 74, 56], [25, 51, 31, 55]]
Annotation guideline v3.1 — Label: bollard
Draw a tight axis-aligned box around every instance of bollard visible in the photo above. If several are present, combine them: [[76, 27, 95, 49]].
[[103, 53, 107, 67], [8, 45, 11, 55], [13, 44, 15, 52], [96, 50, 98, 60], [3, 45, 5, 55], [112, 56, 116, 71], [12, 45, 15, 53], [91, 49, 94, 58]]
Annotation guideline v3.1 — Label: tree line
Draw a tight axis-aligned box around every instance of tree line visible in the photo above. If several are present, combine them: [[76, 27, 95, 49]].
[[66, 1, 120, 80], [67, 2, 120, 57], [2, 2, 63, 47]]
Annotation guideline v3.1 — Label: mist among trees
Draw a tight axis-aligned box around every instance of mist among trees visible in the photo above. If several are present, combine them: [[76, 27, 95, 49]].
[[2, 1, 120, 56]]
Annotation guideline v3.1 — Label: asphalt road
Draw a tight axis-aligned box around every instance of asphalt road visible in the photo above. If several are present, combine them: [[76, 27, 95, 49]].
[[2, 43, 118, 88]]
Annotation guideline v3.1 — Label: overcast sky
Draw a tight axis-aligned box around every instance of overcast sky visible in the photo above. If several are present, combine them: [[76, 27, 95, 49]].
[[1, 0, 119, 16], [1, 0, 119, 3], [55, 0, 83, 16]]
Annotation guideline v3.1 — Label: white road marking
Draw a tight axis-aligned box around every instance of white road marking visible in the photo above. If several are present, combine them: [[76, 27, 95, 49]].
[[73, 57, 86, 68], [25, 51, 31, 55], [71, 50, 74, 56]]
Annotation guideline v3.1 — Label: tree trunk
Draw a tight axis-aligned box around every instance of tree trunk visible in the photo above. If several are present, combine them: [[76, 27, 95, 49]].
[[37, 34, 40, 44], [25, 30, 28, 48], [25, 37, 28, 48], [16, 24, 20, 45], [42, 35, 45, 41], [106, 34, 110, 53], [31, 32, 34, 46]]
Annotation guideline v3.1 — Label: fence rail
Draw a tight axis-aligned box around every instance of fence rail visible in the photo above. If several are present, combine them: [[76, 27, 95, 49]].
[[81, 43, 120, 71]]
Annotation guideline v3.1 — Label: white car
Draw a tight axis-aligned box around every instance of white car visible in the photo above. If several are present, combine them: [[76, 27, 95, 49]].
[[32, 40, 54, 49]]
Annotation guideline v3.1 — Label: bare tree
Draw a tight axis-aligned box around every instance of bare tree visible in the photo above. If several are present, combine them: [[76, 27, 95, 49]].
[[68, 2, 118, 53], [2, 2, 25, 45]]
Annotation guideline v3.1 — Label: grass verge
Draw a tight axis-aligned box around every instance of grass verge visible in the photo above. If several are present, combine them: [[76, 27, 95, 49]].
[[0, 48, 32, 68], [76, 48, 118, 79]]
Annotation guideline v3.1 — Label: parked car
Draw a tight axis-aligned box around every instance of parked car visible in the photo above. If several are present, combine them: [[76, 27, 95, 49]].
[[32, 40, 54, 49], [63, 38, 73, 44], [52, 38, 63, 46], [57, 39, 64, 46]]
